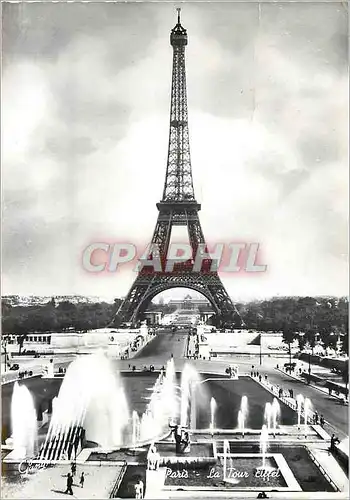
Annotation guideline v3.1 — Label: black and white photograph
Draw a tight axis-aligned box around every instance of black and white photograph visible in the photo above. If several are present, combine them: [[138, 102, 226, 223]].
[[1, 1, 349, 499]]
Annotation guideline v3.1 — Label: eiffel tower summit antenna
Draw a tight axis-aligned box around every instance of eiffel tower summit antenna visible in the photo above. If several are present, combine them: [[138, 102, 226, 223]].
[[112, 11, 241, 328]]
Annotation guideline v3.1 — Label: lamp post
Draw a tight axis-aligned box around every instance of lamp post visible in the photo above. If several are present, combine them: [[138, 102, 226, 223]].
[[288, 338, 292, 368], [302, 306, 319, 384], [298, 332, 311, 384], [259, 333, 262, 366], [1, 337, 8, 372]]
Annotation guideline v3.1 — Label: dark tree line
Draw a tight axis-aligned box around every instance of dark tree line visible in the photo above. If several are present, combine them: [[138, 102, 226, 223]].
[[2, 295, 348, 354], [1, 298, 122, 335], [236, 296, 348, 354]]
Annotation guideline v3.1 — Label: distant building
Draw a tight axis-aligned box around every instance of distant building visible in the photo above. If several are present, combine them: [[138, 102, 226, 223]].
[[168, 294, 213, 312], [144, 311, 163, 325]]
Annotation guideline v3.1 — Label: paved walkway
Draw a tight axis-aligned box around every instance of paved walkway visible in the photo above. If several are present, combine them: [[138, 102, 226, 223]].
[[2, 464, 124, 499], [277, 365, 348, 402], [308, 445, 349, 493]]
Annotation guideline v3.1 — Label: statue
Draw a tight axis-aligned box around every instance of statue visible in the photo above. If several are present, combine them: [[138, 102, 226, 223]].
[[140, 321, 148, 338], [181, 430, 190, 453], [169, 424, 183, 454], [230, 365, 239, 379], [147, 442, 160, 470]]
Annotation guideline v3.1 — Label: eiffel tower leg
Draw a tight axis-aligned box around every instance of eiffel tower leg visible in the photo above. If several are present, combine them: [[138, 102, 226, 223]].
[[113, 276, 155, 326]]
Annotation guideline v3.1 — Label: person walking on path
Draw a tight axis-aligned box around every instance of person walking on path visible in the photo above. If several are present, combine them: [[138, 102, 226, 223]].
[[79, 472, 85, 488], [330, 434, 340, 453], [71, 462, 76, 477], [320, 414, 325, 427], [65, 473, 74, 495]]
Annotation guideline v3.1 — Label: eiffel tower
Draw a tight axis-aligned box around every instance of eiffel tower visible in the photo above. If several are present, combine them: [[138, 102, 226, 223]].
[[113, 10, 241, 328]]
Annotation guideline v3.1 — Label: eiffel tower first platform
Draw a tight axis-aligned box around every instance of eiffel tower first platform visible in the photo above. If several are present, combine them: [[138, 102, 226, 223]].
[[113, 10, 242, 328]]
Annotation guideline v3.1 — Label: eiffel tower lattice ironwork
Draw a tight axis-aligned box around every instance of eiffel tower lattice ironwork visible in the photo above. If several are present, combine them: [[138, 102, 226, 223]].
[[113, 10, 241, 327]]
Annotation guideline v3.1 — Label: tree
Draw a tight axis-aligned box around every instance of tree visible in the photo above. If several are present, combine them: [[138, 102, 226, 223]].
[[18, 333, 28, 355], [46, 297, 56, 308]]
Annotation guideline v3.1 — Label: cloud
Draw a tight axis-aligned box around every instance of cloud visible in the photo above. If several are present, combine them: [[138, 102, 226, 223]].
[[2, 2, 348, 300]]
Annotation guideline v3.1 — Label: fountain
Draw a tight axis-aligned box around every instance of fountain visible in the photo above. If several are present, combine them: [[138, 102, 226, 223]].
[[237, 410, 244, 437], [180, 364, 201, 429], [304, 398, 311, 437], [264, 402, 272, 431], [7, 382, 37, 459], [296, 394, 304, 430], [223, 439, 230, 481], [39, 355, 182, 460], [237, 395, 248, 437], [272, 398, 280, 437], [40, 352, 130, 459], [132, 411, 140, 449], [240, 395, 248, 416], [259, 424, 269, 469], [210, 397, 216, 435], [139, 359, 178, 442]]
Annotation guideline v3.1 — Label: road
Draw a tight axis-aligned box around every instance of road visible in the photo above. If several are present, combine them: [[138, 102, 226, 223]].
[[134, 329, 188, 362]]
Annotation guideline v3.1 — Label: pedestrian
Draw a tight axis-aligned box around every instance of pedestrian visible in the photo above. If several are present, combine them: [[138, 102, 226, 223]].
[[314, 411, 319, 425], [71, 462, 76, 477], [139, 479, 144, 499], [320, 415, 325, 427], [259, 375, 262, 382], [79, 472, 85, 488], [265, 375, 267, 381], [135, 479, 144, 499], [65, 473, 73, 495], [330, 434, 340, 453], [251, 371, 253, 377]]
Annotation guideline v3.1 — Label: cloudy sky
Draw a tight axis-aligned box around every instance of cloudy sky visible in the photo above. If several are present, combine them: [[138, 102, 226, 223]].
[[2, 1, 348, 301]]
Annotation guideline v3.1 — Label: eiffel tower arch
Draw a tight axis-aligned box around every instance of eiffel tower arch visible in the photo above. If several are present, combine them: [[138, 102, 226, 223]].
[[112, 10, 242, 328]]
